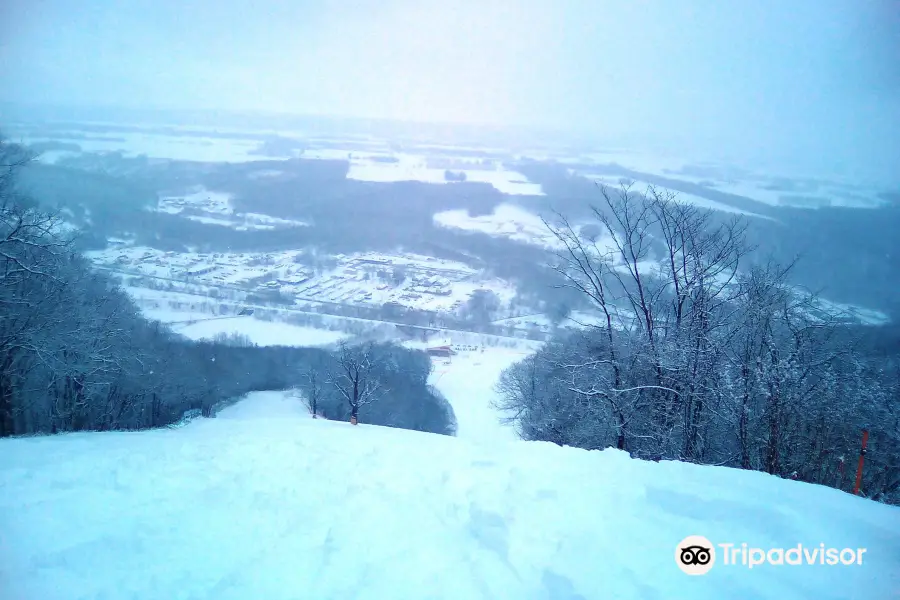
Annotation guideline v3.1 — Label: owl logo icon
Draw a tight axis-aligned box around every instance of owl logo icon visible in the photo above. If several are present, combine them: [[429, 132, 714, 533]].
[[676, 536, 716, 575]]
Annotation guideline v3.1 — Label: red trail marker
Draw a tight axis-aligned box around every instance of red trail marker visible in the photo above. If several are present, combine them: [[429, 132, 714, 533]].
[[852, 429, 869, 496]]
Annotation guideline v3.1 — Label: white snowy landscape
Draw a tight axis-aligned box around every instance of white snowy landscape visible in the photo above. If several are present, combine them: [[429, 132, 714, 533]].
[[12, 121, 893, 210], [2, 93, 897, 600], [176, 318, 348, 347], [5, 3, 900, 598], [2, 390, 898, 600], [433, 203, 565, 249]]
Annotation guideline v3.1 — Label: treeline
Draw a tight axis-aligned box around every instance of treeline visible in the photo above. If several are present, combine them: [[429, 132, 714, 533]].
[[0, 139, 455, 437], [184, 337, 456, 436], [293, 341, 456, 434], [493, 185, 900, 503]]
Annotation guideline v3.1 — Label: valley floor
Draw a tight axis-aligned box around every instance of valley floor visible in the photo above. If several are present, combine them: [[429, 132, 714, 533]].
[[2, 391, 898, 600]]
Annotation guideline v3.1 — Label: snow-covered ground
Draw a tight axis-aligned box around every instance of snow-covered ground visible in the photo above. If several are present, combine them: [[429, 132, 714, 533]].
[[433, 203, 564, 249], [805, 296, 891, 326], [575, 172, 775, 219], [117, 285, 353, 346], [90, 245, 520, 315], [547, 148, 893, 208], [121, 286, 232, 322], [141, 306, 214, 324], [23, 124, 893, 208], [564, 148, 705, 175], [28, 127, 544, 194], [173, 316, 348, 347], [26, 133, 264, 163], [560, 152, 890, 210], [91, 245, 315, 286], [404, 339, 537, 444], [2, 389, 897, 600], [152, 187, 309, 230], [700, 179, 888, 209], [493, 309, 619, 332], [346, 153, 544, 195], [156, 188, 234, 216], [430, 349, 526, 444]]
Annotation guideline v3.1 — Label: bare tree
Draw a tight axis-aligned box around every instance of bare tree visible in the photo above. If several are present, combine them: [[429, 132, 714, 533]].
[[0, 137, 214, 435], [495, 181, 900, 503], [539, 183, 751, 459], [302, 362, 325, 418], [327, 341, 385, 424]]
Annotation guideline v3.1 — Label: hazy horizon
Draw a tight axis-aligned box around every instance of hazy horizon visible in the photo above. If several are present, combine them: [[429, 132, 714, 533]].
[[2, 0, 898, 182]]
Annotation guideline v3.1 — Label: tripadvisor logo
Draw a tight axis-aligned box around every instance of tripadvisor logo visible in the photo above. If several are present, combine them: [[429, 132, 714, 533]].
[[676, 536, 868, 575], [676, 535, 716, 575]]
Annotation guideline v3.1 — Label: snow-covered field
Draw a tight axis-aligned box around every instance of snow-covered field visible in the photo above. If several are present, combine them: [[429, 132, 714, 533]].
[[562, 154, 890, 210], [693, 178, 888, 210], [346, 153, 544, 195], [121, 286, 234, 322], [118, 285, 353, 346], [27, 133, 264, 163], [432, 203, 624, 256], [2, 390, 897, 600], [575, 172, 774, 218], [173, 316, 348, 347], [492, 309, 616, 332], [805, 296, 891, 327], [22, 123, 894, 209], [564, 148, 707, 175], [26, 126, 548, 195], [433, 203, 563, 249], [152, 186, 309, 230], [141, 307, 213, 324]]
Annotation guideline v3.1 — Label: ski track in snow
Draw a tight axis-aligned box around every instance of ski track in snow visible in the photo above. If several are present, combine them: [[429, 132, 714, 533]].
[[2, 391, 899, 600], [428, 348, 526, 444]]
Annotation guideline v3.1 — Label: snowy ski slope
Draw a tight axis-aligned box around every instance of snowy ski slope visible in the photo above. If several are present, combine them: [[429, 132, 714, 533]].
[[427, 347, 526, 445], [2, 391, 898, 600]]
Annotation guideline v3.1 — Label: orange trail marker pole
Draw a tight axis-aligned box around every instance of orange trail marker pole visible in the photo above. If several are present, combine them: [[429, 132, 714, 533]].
[[853, 429, 869, 496]]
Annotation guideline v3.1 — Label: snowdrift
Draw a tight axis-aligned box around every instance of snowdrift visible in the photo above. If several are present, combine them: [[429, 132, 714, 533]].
[[1, 391, 898, 600]]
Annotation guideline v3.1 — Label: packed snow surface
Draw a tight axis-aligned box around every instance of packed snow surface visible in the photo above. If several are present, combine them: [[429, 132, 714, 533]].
[[2, 390, 898, 600], [424, 344, 529, 444]]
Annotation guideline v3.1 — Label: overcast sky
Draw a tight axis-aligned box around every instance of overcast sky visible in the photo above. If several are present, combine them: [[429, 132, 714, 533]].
[[1, 0, 898, 181]]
